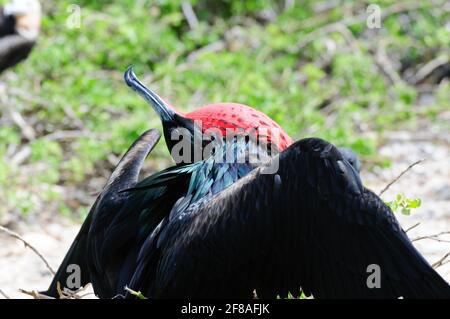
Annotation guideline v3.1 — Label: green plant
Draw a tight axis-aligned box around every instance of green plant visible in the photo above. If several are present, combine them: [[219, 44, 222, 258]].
[[386, 194, 422, 216]]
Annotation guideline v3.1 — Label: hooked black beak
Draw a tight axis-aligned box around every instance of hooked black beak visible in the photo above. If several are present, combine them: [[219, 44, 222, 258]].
[[124, 66, 176, 122], [124, 66, 201, 164]]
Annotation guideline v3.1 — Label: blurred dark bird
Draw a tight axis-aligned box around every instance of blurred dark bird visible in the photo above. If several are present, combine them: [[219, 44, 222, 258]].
[[0, 0, 40, 73], [44, 67, 450, 299]]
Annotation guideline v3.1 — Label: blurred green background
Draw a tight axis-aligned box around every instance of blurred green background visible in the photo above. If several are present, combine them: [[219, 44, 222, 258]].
[[0, 0, 449, 222]]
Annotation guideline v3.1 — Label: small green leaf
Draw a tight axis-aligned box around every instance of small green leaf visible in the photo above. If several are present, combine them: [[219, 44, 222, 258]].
[[401, 207, 411, 216], [385, 194, 421, 216], [125, 287, 147, 299]]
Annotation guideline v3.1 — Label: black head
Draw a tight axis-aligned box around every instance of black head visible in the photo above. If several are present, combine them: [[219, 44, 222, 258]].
[[338, 147, 361, 173], [124, 67, 201, 164]]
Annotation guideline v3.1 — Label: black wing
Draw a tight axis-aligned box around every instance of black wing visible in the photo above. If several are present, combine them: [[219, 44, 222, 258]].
[[130, 138, 450, 299], [42, 129, 161, 297], [86, 163, 196, 298], [0, 34, 35, 73]]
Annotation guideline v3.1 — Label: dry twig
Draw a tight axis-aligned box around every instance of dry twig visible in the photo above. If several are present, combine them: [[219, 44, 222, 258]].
[[187, 41, 225, 63], [0, 225, 55, 275], [432, 252, 450, 269], [412, 231, 450, 243], [0, 288, 10, 299], [7, 109, 36, 141], [410, 55, 450, 84], [378, 159, 423, 196], [405, 222, 421, 233], [19, 289, 55, 299], [181, 1, 199, 30], [19, 283, 93, 299], [372, 40, 403, 85]]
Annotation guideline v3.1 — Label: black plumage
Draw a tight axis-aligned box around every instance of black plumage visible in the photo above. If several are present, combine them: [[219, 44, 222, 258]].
[[44, 130, 450, 298], [44, 69, 450, 299], [43, 129, 163, 297], [0, 1, 40, 73], [123, 138, 450, 298]]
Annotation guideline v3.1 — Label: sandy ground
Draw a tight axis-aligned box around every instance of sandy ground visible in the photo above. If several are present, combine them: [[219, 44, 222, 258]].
[[0, 129, 449, 299]]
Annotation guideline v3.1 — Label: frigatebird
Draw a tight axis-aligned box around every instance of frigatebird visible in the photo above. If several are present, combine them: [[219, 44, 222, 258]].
[[44, 67, 450, 299], [0, 0, 40, 73]]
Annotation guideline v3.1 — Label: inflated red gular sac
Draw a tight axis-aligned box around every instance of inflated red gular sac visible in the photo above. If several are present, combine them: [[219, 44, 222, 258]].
[[185, 102, 293, 151]]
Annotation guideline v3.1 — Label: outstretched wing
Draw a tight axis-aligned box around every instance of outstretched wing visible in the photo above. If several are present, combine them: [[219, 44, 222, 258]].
[[135, 138, 450, 299], [42, 129, 161, 297]]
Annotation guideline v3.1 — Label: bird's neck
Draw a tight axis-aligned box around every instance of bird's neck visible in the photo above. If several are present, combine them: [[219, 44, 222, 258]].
[[185, 139, 267, 204]]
